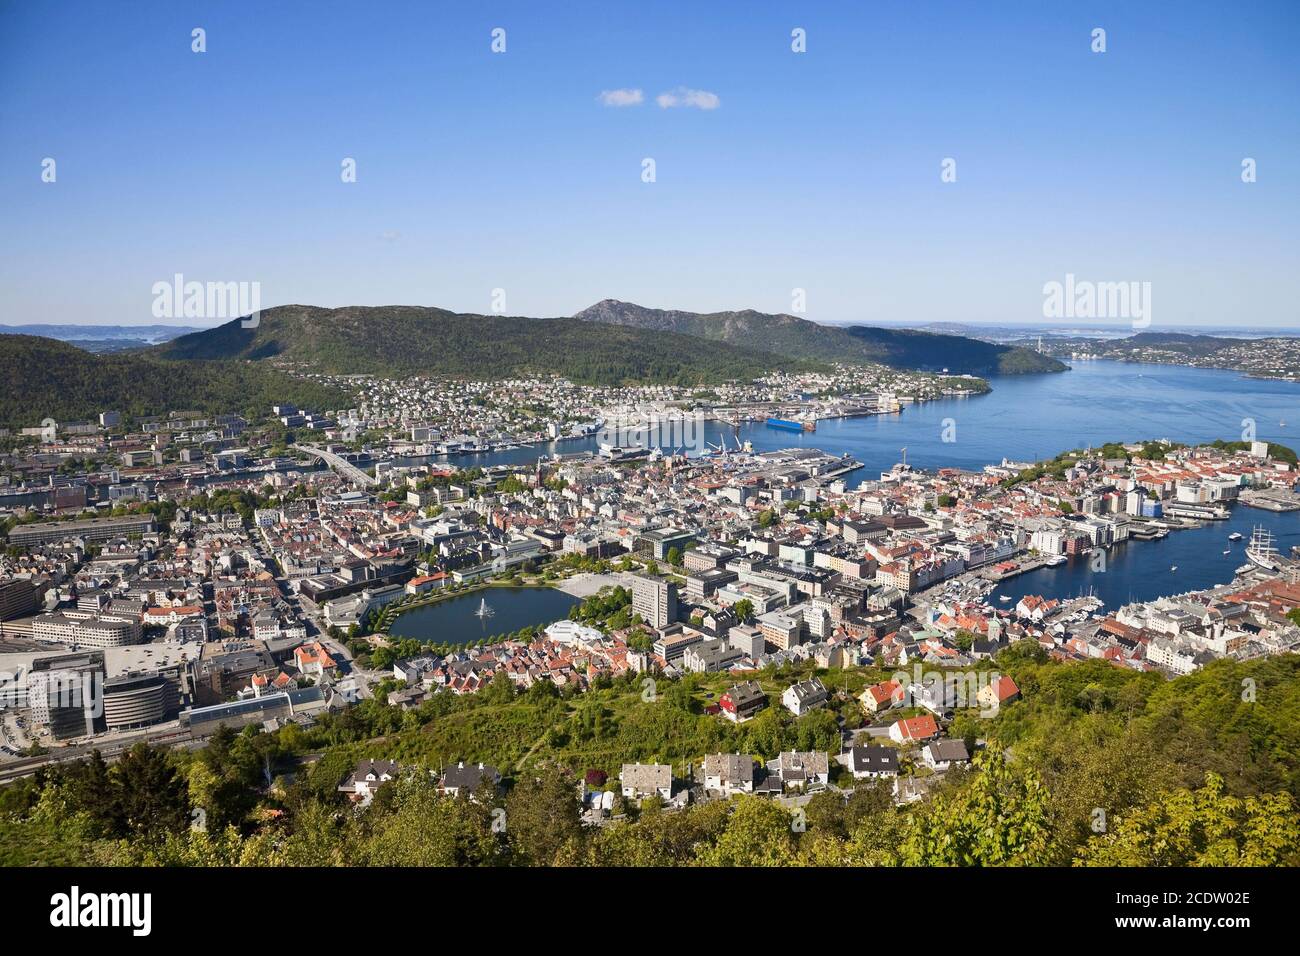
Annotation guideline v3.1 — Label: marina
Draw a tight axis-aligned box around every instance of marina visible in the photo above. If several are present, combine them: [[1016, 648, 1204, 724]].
[[988, 507, 1300, 610]]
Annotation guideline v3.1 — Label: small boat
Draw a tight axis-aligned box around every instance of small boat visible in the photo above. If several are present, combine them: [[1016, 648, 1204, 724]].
[[1223, 550, 1231, 555], [1170, 565, 1178, 572], [999, 595, 1012, 602], [1228, 532, 1243, 541]]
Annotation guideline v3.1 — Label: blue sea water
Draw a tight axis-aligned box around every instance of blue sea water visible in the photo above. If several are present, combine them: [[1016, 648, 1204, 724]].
[[429, 360, 1300, 481]]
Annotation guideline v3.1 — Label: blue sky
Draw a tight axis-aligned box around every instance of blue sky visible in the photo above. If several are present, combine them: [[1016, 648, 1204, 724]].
[[1, 0, 1297, 328]]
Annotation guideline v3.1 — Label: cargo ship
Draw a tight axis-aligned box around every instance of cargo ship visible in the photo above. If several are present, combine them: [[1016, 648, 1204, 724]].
[[766, 417, 816, 432]]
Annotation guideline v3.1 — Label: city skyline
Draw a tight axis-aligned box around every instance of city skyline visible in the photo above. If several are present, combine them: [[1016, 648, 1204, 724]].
[[2, 0, 1298, 328]]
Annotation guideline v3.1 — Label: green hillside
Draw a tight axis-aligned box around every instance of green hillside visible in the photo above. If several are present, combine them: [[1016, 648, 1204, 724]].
[[0, 335, 351, 430], [573, 299, 1065, 376], [842, 325, 1067, 375], [152, 305, 815, 385]]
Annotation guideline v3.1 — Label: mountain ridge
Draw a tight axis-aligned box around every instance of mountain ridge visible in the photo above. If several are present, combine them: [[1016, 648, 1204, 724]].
[[572, 299, 1066, 375], [149, 304, 815, 385]]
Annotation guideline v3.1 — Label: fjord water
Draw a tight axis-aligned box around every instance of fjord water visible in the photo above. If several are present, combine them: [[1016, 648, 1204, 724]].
[[440, 361, 1300, 479], [791, 360, 1300, 479]]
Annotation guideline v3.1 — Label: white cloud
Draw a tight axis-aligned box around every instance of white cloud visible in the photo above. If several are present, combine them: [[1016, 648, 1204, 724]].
[[598, 88, 644, 107], [655, 87, 720, 110]]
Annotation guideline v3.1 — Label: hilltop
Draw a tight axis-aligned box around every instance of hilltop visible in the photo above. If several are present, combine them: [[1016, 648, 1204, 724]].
[[150, 304, 815, 385], [573, 300, 1066, 376]]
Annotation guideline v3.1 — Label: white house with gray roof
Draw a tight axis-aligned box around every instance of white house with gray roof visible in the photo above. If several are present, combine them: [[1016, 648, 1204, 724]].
[[620, 762, 673, 801]]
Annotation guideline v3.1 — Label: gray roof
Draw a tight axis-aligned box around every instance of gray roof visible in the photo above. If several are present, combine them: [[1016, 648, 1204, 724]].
[[785, 677, 828, 703], [769, 750, 829, 779], [725, 680, 765, 707], [442, 761, 501, 792], [849, 744, 899, 773], [703, 752, 755, 784], [620, 762, 672, 791], [925, 739, 970, 763], [348, 758, 400, 784]]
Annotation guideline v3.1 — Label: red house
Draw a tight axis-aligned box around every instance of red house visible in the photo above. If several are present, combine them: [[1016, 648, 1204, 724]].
[[718, 680, 766, 723], [889, 713, 940, 744]]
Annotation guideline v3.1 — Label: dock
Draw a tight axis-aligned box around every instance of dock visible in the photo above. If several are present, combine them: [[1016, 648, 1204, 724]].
[[1239, 489, 1300, 512]]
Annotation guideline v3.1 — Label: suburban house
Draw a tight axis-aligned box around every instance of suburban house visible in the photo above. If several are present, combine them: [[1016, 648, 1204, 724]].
[[922, 739, 971, 770], [764, 750, 830, 791], [782, 677, 830, 717], [338, 758, 401, 806], [387, 685, 428, 709], [908, 677, 959, 715], [843, 744, 899, 779], [888, 713, 940, 744], [440, 761, 502, 799], [976, 675, 1021, 712], [393, 655, 440, 686], [620, 762, 673, 801], [719, 680, 767, 723], [703, 752, 756, 795], [859, 678, 903, 714]]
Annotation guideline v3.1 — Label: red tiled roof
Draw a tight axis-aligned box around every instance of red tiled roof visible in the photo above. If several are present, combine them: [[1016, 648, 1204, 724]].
[[893, 714, 939, 740]]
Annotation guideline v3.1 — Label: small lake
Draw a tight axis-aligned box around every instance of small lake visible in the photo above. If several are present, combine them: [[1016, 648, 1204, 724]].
[[387, 586, 580, 644]]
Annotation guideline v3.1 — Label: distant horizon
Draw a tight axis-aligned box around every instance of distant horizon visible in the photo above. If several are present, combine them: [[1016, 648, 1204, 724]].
[[3, 297, 1299, 341]]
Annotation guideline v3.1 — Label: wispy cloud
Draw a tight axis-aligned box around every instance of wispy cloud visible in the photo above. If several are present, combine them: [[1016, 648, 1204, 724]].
[[598, 88, 644, 107], [655, 87, 720, 110]]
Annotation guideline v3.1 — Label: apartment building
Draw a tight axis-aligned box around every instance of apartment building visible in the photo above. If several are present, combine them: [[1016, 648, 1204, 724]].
[[631, 573, 678, 630]]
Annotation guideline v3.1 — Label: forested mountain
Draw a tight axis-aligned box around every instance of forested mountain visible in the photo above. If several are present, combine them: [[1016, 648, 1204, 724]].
[[573, 300, 1066, 376], [150, 305, 814, 384], [0, 335, 350, 430]]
